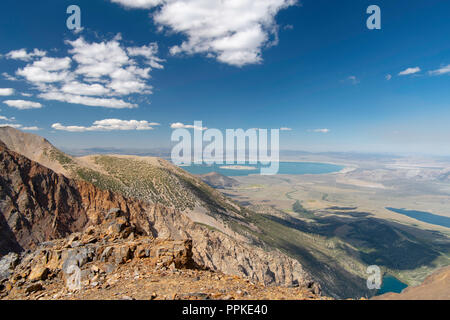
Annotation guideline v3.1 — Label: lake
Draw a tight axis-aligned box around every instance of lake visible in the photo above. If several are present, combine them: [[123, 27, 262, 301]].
[[376, 275, 408, 296], [178, 162, 344, 177], [386, 207, 450, 228]]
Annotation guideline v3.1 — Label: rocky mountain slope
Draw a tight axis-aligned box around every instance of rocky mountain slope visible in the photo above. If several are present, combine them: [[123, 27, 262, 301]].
[[0, 209, 324, 300], [0, 140, 89, 254], [0, 127, 372, 298], [0, 133, 320, 298]]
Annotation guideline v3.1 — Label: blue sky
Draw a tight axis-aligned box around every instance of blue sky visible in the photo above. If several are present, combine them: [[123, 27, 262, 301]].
[[1, 0, 450, 155]]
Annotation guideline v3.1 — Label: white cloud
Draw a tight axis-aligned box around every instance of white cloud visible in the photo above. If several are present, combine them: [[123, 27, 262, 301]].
[[127, 44, 165, 69], [52, 119, 160, 132], [170, 122, 207, 131], [2, 72, 18, 81], [0, 123, 40, 130], [16, 57, 72, 83], [311, 128, 330, 133], [347, 75, 359, 85], [5, 48, 47, 61], [398, 67, 421, 76], [111, 0, 163, 9], [0, 115, 14, 121], [39, 91, 136, 109], [110, 0, 297, 66], [3, 100, 42, 110], [0, 88, 15, 96], [60, 81, 111, 96], [9, 35, 163, 109], [280, 127, 292, 131], [0, 124, 22, 129], [21, 126, 40, 131], [429, 64, 450, 76], [385, 74, 392, 80]]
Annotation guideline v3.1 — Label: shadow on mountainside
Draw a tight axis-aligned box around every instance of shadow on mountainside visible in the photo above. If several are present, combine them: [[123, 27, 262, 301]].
[[266, 213, 448, 271], [0, 213, 23, 256]]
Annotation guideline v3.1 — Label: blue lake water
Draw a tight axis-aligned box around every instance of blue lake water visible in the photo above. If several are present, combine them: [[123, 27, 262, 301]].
[[386, 207, 450, 228], [178, 162, 344, 177], [376, 275, 408, 296]]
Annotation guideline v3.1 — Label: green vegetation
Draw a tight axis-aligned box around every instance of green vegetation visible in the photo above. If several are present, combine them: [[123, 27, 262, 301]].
[[75, 167, 126, 194], [71, 155, 242, 217], [240, 206, 450, 296], [292, 200, 315, 218], [46, 147, 74, 168], [241, 212, 370, 298]]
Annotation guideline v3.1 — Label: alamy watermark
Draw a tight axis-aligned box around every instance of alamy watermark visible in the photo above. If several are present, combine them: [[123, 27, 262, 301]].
[[66, 5, 82, 31], [366, 265, 382, 290], [171, 121, 280, 175], [367, 5, 381, 30]]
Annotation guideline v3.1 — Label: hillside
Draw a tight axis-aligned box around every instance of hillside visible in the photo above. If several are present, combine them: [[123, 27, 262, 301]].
[[0, 127, 370, 298], [198, 172, 240, 189], [0, 134, 320, 298]]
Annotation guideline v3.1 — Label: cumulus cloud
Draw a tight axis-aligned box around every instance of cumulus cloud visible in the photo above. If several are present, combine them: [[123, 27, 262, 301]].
[[170, 122, 207, 131], [385, 74, 392, 81], [16, 57, 72, 83], [0, 115, 14, 121], [0, 88, 15, 96], [398, 67, 421, 76], [5, 48, 47, 61], [7, 35, 163, 109], [429, 64, 450, 76], [39, 91, 136, 109], [310, 128, 330, 133], [3, 100, 42, 110], [111, 0, 163, 9], [0, 123, 40, 130], [110, 0, 297, 66], [60, 82, 111, 96], [2, 73, 18, 81], [127, 44, 165, 69], [52, 119, 160, 132]]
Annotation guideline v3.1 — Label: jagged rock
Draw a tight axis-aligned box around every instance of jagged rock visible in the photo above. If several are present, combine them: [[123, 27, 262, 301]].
[[25, 282, 43, 294], [113, 246, 132, 265], [28, 265, 49, 282]]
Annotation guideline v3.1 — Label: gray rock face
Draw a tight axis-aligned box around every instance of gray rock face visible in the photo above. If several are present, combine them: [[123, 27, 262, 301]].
[[0, 253, 20, 282], [140, 204, 315, 288]]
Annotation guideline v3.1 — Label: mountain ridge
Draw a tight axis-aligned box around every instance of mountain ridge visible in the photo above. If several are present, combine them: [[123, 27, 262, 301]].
[[0, 129, 318, 293]]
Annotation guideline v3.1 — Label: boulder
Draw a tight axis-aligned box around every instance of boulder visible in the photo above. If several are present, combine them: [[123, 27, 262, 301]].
[[28, 265, 49, 282]]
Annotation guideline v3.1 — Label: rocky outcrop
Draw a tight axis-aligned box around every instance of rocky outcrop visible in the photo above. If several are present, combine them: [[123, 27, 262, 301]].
[[0, 209, 324, 300], [0, 139, 317, 292], [0, 141, 88, 253]]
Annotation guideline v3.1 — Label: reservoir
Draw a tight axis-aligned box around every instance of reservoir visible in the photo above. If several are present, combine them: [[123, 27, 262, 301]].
[[386, 207, 450, 228]]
